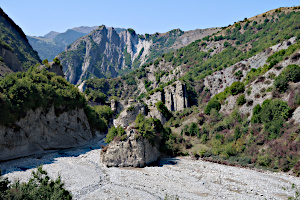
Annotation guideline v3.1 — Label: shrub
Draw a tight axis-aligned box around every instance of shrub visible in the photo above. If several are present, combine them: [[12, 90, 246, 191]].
[[53, 57, 60, 65], [224, 41, 231, 47], [127, 105, 135, 112], [229, 82, 245, 95], [42, 59, 48, 64], [0, 166, 72, 199], [189, 123, 199, 136], [204, 99, 221, 115], [273, 65, 300, 93], [274, 75, 289, 92], [105, 126, 125, 143], [251, 99, 291, 138], [236, 94, 246, 106], [155, 101, 172, 119]]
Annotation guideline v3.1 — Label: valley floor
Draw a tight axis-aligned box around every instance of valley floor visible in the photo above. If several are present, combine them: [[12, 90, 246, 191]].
[[1, 140, 300, 200]]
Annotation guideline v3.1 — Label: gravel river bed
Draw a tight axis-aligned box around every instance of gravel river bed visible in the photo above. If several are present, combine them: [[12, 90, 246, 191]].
[[1, 139, 300, 200]]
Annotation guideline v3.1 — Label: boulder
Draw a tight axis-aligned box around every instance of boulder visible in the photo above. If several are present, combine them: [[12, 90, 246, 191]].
[[100, 128, 160, 167]]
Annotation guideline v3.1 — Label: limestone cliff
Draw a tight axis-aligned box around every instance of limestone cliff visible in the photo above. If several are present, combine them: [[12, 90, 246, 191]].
[[0, 106, 98, 161], [58, 26, 151, 85], [164, 81, 188, 111], [58, 26, 219, 85], [100, 127, 160, 167]]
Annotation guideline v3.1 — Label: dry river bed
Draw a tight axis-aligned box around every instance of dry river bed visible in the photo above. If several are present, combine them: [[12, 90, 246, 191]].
[[1, 139, 300, 200]]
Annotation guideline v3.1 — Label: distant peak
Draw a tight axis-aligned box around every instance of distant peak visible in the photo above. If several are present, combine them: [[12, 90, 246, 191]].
[[43, 31, 60, 39]]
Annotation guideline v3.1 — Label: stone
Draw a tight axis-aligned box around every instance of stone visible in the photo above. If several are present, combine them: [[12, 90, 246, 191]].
[[164, 81, 188, 111], [100, 128, 160, 167], [0, 106, 96, 161]]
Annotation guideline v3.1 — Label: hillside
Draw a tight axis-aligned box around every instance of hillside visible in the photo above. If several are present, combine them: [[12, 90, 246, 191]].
[[27, 26, 100, 61], [57, 26, 219, 85], [86, 7, 300, 175], [0, 7, 40, 71]]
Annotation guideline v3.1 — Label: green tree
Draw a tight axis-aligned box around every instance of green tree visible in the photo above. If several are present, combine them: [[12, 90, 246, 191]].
[[230, 82, 245, 95], [204, 99, 221, 115]]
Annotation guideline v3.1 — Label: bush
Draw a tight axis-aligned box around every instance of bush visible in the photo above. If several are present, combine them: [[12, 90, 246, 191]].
[[155, 101, 172, 119], [229, 82, 245, 95], [189, 123, 199, 136], [224, 41, 231, 47], [105, 126, 125, 143], [274, 75, 289, 92], [236, 94, 246, 106], [204, 99, 221, 115], [0, 166, 72, 199], [274, 64, 300, 93], [53, 57, 60, 65], [42, 59, 48, 64], [251, 99, 291, 139]]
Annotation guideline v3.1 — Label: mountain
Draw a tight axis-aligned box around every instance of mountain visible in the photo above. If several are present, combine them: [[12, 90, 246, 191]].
[[0, 7, 40, 73], [27, 26, 100, 61], [58, 25, 219, 84], [85, 7, 300, 174]]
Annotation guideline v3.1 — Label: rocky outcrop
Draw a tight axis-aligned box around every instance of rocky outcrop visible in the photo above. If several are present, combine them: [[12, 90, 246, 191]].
[[0, 106, 96, 161], [38, 61, 64, 76], [113, 102, 145, 127], [292, 106, 300, 124], [164, 81, 188, 111], [58, 26, 151, 85], [100, 127, 160, 167], [0, 45, 23, 76], [204, 37, 297, 97]]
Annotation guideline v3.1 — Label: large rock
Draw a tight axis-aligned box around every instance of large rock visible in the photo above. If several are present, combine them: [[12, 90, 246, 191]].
[[164, 81, 188, 111], [0, 106, 97, 161], [38, 61, 64, 76], [113, 102, 145, 127], [100, 128, 160, 167]]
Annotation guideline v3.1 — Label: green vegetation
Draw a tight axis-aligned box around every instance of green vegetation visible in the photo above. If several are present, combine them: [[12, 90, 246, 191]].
[[236, 94, 246, 106], [0, 8, 41, 69], [0, 166, 72, 199], [251, 99, 291, 139], [105, 125, 126, 143], [204, 99, 221, 115], [274, 64, 300, 92], [0, 66, 110, 132], [123, 45, 132, 67], [229, 82, 245, 95], [155, 101, 173, 119]]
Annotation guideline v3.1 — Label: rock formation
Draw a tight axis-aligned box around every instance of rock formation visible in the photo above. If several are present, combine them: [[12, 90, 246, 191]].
[[164, 81, 188, 111], [100, 127, 160, 167], [38, 61, 64, 76], [0, 106, 97, 161], [113, 101, 146, 127]]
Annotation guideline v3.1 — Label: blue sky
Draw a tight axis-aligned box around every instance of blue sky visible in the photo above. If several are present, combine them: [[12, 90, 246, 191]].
[[1, 0, 299, 36]]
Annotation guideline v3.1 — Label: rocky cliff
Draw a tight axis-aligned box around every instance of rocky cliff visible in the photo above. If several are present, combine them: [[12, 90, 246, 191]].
[[100, 127, 160, 167], [38, 61, 64, 76], [58, 26, 219, 85], [0, 44, 24, 77], [0, 106, 97, 161]]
